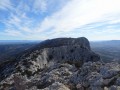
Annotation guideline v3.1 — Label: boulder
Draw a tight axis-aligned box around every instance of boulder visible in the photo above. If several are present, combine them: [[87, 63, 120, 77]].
[[100, 62, 120, 79], [109, 85, 120, 90], [41, 82, 70, 90], [116, 77, 120, 86]]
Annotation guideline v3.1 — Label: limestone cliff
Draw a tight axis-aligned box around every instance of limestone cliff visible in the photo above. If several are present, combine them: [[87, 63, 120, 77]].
[[0, 37, 120, 90]]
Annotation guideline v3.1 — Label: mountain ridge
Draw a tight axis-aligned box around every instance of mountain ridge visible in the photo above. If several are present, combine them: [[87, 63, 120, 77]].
[[0, 37, 120, 90]]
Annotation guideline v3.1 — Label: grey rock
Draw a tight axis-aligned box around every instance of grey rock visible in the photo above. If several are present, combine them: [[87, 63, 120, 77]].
[[100, 62, 120, 79], [109, 85, 120, 90], [116, 77, 120, 86], [90, 86, 103, 90], [87, 72, 103, 86], [41, 82, 70, 90], [104, 87, 109, 90], [76, 83, 84, 90], [103, 77, 116, 86]]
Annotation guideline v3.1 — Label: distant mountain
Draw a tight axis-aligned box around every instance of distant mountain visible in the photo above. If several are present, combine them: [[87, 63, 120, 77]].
[[0, 41, 40, 63], [91, 40, 120, 63], [0, 40, 41, 45], [91, 40, 120, 47]]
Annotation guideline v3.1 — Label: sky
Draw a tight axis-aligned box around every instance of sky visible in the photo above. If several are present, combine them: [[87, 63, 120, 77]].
[[0, 0, 120, 41]]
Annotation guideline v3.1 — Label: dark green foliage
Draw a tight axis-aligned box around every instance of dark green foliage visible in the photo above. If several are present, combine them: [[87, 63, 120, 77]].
[[61, 56, 64, 59], [74, 61, 83, 68], [66, 61, 73, 65], [70, 49, 74, 53], [48, 55, 53, 60], [37, 80, 54, 89]]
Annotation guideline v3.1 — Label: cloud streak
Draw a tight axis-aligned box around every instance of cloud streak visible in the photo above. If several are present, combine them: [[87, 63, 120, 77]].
[[0, 0, 13, 10], [33, 0, 47, 13]]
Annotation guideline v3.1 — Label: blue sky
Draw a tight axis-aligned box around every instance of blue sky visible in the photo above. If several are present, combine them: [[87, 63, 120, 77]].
[[0, 0, 120, 41]]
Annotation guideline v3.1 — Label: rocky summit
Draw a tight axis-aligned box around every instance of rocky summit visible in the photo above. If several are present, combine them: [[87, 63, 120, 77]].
[[0, 37, 120, 90]]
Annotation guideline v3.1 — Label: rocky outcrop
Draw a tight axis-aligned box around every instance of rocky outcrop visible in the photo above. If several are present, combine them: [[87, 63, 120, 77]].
[[70, 62, 120, 90], [0, 37, 120, 90], [16, 37, 100, 75], [1, 61, 120, 90]]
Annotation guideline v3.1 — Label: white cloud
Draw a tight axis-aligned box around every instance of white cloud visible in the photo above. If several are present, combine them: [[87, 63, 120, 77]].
[[0, 0, 13, 10], [39, 0, 120, 31], [3, 12, 34, 37], [4, 29, 22, 36], [32, 0, 47, 13]]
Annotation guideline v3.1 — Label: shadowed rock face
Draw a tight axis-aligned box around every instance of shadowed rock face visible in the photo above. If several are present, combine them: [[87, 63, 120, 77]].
[[20, 37, 91, 57], [37, 37, 91, 50]]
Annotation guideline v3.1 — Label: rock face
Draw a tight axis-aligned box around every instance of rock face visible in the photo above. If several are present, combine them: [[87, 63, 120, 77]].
[[19, 37, 100, 72], [0, 37, 120, 90]]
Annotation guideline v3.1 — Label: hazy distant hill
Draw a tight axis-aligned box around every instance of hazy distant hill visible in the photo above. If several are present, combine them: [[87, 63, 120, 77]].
[[0, 40, 40, 45], [0, 40, 120, 63], [0, 40, 40, 63], [91, 40, 120, 63]]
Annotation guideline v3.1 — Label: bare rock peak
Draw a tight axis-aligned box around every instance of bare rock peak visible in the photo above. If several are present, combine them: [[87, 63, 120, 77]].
[[38, 37, 90, 50]]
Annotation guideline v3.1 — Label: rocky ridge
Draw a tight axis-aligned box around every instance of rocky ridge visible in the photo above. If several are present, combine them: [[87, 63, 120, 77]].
[[0, 37, 120, 90]]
